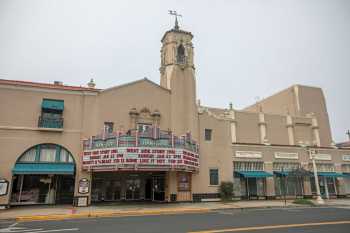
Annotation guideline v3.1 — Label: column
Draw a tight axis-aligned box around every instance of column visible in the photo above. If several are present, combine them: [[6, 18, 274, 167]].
[[229, 110, 237, 143], [311, 117, 321, 147], [301, 162, 312, 197], [286, 115, 295, 146], [335, 163, 346, 196], [258, 112, 267, 144], [264, 162, 275, 199]]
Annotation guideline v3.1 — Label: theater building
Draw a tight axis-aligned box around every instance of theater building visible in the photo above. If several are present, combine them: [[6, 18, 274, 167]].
[[1, 22, 350, 208]]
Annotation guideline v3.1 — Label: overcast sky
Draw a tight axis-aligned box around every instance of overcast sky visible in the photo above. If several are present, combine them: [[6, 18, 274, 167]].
[[0, 0, 349, 142]]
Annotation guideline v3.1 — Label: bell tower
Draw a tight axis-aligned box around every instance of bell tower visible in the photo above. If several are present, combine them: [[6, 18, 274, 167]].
[[160, 14, 198, 140]]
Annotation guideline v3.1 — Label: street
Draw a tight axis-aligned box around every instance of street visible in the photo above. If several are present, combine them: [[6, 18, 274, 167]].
[[1, 206, 350, 233]]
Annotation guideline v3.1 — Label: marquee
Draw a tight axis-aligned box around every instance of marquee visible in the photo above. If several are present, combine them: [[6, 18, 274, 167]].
[[82, 147, 199, 172]]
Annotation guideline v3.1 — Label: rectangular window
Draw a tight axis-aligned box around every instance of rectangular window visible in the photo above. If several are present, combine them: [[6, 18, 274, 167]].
[[234, 161, 264, 171], [205, 129, 212, 141], [104, 122, 114, 134], [40, 145, 56, 162], [209, 169, 219, 185]]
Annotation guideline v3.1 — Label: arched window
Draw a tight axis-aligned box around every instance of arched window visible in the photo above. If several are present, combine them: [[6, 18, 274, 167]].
[[176, 44, 186, 64], [18, 144, 74, 163]]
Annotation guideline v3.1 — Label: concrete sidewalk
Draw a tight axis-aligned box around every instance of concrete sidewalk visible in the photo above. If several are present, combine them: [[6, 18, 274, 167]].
[[0, 199, 348, 221]]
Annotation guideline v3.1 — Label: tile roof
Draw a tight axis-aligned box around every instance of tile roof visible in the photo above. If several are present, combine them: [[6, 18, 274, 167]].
[[337, 141, 350, 148], [0, 79, 101, 92]]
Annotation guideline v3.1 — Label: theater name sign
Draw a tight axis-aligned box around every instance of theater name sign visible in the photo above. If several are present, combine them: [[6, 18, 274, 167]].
[[82, 147, 200, 172]]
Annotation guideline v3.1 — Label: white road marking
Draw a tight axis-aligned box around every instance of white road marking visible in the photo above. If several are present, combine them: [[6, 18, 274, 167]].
[[26, 228, 79, 233]]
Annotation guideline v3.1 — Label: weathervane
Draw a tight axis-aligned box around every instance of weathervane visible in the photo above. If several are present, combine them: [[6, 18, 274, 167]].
[[168, 10, 182, 30]]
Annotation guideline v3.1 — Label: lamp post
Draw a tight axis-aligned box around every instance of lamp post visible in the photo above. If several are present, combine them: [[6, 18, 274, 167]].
[[309, 148, 324, 204], [300, 142, 324, 204]]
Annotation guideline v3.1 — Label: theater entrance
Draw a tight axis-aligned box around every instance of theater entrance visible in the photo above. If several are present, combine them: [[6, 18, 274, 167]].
[[91, 172, 166, 202]]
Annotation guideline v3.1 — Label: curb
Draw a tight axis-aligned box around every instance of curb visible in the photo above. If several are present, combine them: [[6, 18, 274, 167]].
[[15, 208, 210, 222], [9, 203, 337, 222]]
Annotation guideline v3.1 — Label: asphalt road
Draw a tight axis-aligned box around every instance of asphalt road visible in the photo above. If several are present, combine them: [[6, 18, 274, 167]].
[[1, 206, 350, 233]]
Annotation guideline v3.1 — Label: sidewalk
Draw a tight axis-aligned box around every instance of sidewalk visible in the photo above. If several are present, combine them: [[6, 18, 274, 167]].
[[0, 199, 348, 222]]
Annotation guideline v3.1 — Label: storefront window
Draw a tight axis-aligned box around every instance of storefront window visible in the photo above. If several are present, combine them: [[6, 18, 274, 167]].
[[40, 145, 56, 162], [19, 148, 36, 162]]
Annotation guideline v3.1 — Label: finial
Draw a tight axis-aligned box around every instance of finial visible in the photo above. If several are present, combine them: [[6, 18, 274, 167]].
[[229, 102, 233, 110], [87, 78, 96, 88], [168, 10, 182, 30], [346, 130, 350, 140]]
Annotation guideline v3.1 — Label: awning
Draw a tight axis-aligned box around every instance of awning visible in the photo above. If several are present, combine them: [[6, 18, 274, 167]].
[[13, 163, 74, 175], [42, 99, 64, 111], [343, 173, 350, 177], [235, 171, 273, 178], [316, 172, 344, 178], [273, 171, 289, 176]]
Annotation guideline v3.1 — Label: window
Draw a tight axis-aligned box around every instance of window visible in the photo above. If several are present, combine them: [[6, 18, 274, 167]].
[[177, 44, 185, 63], [39, 99, 64, 129], [209, 169, 219, 185], [308, 163, 335, 172], [104, 122, 114, 134], [40, 145, 56, 162], [273, 162, 300, 171], [234, 161, 264, 171], [19, 148, 36, 162], [205, 129, 212, 141]]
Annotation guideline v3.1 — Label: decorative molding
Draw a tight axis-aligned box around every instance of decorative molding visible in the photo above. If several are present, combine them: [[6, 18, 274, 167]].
[[311, 154, 332, 161], [0, 125, 81, 133], [274, 152, 299, 160], [343, 155, 350, 161], [235, 151, 262, 159]]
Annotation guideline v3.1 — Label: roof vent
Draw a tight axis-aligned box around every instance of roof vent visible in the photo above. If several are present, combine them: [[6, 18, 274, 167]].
[[54, 81, 63, 85]]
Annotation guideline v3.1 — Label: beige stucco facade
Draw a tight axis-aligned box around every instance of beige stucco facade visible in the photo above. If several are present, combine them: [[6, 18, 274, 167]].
[[1, 24, 350, 208]]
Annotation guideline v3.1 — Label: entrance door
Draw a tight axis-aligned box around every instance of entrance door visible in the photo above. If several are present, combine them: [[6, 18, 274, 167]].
[[153, 176, 165, 201], [125, 179, 141, 200], [56, 175, 74, 204], [145, 178, 152, 200], [105, 180, 121, 201], [247, 178, 258, 199]]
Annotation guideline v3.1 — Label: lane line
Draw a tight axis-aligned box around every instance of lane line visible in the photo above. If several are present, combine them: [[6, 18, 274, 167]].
[[188, 220, 350, 233], [26, 228, 79, 233]]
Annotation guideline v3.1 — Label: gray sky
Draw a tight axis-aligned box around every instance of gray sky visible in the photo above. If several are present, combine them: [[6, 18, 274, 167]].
[[0, 0, 349, 142]]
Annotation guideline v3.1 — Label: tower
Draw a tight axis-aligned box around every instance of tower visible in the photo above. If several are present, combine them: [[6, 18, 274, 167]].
[[160, 18, 198, 140]]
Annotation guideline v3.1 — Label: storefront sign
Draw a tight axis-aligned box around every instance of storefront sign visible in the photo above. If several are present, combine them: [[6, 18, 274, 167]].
[[75, 196, 88, 207], [78, 178, 90, 194], [274, 152, 298, 160], [0, 179, 9, 196], [82, 147, 199, 171], [235, 151, 262, 159], [311, 154, 332, 161], [343, 155, 350, 161]]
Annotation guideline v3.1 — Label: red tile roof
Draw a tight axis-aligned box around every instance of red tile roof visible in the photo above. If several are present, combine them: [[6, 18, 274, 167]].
[[0, 79, 101, 92], [337, 141, 350, 148]]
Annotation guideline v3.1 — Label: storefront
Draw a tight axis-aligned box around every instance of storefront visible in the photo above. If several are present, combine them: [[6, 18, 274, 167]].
[[91, 172, 166, 202], [233, 161, 272, 199], [10, 144, 75, 205], [273, 162, 305, 197]]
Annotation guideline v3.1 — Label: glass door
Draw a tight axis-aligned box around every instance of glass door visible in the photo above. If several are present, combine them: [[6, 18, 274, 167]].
[[153, 176, 165, 201], [125, 179, 141, 200]]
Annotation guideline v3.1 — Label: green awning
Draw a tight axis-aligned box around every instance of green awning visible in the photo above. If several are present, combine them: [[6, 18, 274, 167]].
[[13, 163, 74, 175], [316, 172, 344, 178], [235, 171, 273, 178], [274, 171, 289, 176], [343, 173, 350, 177], [42, 99, 64, 111]]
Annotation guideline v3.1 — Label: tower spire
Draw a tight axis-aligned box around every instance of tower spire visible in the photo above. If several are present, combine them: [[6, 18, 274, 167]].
[[168, 10, 182, 30]]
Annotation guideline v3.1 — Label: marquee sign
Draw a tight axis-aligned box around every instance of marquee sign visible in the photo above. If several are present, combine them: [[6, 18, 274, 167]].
[[82, 147, 199, 171]]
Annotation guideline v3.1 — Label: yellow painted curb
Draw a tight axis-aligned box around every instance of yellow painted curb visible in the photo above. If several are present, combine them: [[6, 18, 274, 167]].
[[15, 208, 210, 222]]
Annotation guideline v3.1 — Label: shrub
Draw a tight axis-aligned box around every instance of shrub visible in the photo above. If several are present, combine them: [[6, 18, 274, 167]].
[[293, 199, 315, 206], [219, 181, 234, 201]]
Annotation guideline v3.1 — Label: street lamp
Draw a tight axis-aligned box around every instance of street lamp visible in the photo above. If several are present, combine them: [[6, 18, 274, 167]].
[[300, 142, 324, 204]]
